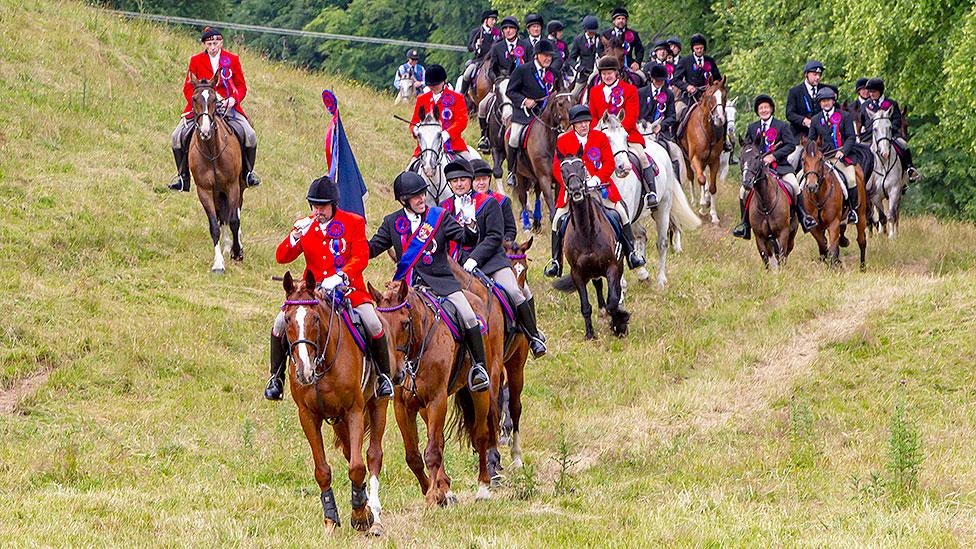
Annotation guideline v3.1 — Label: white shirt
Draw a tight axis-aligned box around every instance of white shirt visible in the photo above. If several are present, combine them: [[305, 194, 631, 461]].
[[432, 91, 442, 103], [602, 79, 619, 103], [506, 39, 517, 53], [530, 36, 539, 47], [575, 131, 588, 147], [822, 108, 834, 122], [759, 117, 771, 135], [806, 83, 818, 99], [406, 209, 423, 233], [694, 55, 704, 67], [209, 52, 221, 74]]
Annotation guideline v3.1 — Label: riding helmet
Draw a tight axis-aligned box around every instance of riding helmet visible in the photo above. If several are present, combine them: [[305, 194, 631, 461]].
[[611, 6, 629, 19], [596, 55, 621, 72], [444, 158, 474, 181], [753, 94, 775, 114], [470, 158, 494, 178], [480, 9, 499, 22], [393, 171, 429, 201], [525, 13, 544, 28], [690, 33, 707, 48], [854, 77, 868, 91], [407, 48, 420, 60], [803, 60, 825, 74], [654, 39, 670, 52], [648, 64, 669, 81], [667, 36, 682, 48], [568, 105, 592, 125], [499, 16, 519, 30], [533, 39, 556, 56], [424, 64, 447, 86], [582, 15, 599, 32], [307, 175, 340, 205], [547, 20, 565, 35], [815, 87, 837, 101], [865, 77, 885, 93], [201, 26, 222, 42]]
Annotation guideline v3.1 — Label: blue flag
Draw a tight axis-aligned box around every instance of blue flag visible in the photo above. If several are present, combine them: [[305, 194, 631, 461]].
[[322, 90, 367, 217]]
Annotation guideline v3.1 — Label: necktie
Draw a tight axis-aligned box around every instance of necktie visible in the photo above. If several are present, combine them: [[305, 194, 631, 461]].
[[761, 122, 767, 136], [811, 86, 817, 99]]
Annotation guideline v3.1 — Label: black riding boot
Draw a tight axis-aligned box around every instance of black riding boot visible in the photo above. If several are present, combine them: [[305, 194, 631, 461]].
[[264, 333, 288, 401], [168, 147, 191, 192], [368, 333, 394, 399], [641, 165, 659, 210], [526, 296, 545, 342], [459, 71, 471, 96], [723, 122, 734, 154], [621, 223, 646, 269], [846, 186, 859, 224], [902, 147, 919, 182], [478, 118, 490, 152], [243, 145, 261, 187], [732, 197, 751, 240], [506, 145, 519, 186], [463, 326, 490, 392], [796, 193, 818, 232], [515, 301, 547, 358], [544, 229, 563, 278]]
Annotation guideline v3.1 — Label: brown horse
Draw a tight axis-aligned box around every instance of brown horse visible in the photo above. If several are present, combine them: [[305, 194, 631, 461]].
[[552, 156, 630, 339], [679, 80, 727, 225], [187, 74, 245, 274], [370, 279, 502, 504], [800, 139, 868, 269], [466, 57, 494, 114], [596, 35, 645, 87], [280, 271, 389, 535], [739, 142, 798, 268]]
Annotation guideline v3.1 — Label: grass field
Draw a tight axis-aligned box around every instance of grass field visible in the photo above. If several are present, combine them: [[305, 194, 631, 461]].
[[2, 1, 976, 545]]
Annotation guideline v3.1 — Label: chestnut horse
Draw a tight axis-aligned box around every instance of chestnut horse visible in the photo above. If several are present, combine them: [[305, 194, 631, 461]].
[[552, 156, 630, 339], [739, 142, 797, 268], [370, 280, 502, 504], [679, 80, 727, 224], [187, 75, 245, 274], [279, 271, 389, 536], [800, 139, 868, 269]]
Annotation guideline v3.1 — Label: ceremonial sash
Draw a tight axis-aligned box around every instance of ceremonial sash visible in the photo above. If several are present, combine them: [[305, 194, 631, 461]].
[[393, 207, 447, 282]]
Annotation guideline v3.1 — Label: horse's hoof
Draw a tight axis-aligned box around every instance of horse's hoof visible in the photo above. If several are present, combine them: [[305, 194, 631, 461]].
[[585, 333, 595, 341], [475, 484, 492, 501], [367, 523, 384, 537], [232, 251, 244, 262], [211, 268, 225, 275], [510, 457, 524, 469], [490, 473, 504, 488], [444, 491, 458, 506], [635, 267, 650, 282], [350, 507, 374, 532], [323, 519, 338, 534], [710, 215, 720, 225], [499, 433, 511, 446]]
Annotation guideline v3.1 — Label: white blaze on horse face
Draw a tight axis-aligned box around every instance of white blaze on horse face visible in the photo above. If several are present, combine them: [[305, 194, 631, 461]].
[[295, 307, 314, 380], [199, 89, 213, 137], [713, 89, 726, 125], [725, 104, 737, 136]]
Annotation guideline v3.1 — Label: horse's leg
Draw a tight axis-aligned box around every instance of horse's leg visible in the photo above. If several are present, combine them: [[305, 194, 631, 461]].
[[505, 346, 527, 469], [812, 227, 829, 261], [888, 182, 902, 239], [538, 173, 556, 227], [654, 211, 669, 288], [575, 276, 595, 340], [344, 409, 372, 532], [708, 159, 720, 225], [592, 278, 606, 312], [393, 395, 429, 495], [632, 221, 651, 283], [364, 399, 387, 536], [229, 187, 244, 261], [605, 264, 630, 337], [472, 389, 493, 501], [198, 189, 225, 274], [423, 393, 451, 506], [297, 408, 337, 532], [516, 178, 531, 232], [828, 222, 842, 267]]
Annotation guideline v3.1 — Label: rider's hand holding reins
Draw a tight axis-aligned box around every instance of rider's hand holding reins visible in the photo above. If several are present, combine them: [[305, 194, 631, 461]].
[[586, 175, 602, 188], [523, 98, 538, 109], [462, 258, 478, 272], [319, 272, 348, 291]]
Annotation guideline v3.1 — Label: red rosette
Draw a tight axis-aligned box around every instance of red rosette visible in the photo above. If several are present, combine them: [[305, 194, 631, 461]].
[[491, 27, 500, 37], [656, 92, 667, 105], [829, 112, 842, 124], [220, 56, 231, 68], [881, 100, 892, 110], [333, 255, 346, 269], [321, 89, 338, 115], [666, 64, 674, 75], [624, 30, 634, 43], [441, 93, 455, 107], [765, 127, 778, 142], [394, 216, 410, 235], [326, 221, 344, 238], [703, 62, 711, 72], [544, 71, 555, 85], [557, 41, 565, 51], [513, 46, 525, 57], [608, 104, 620, 115], [611, 95, 624, 107], [611, 86, 624, 98], [421, 254, 433, 265], [441, 107, 453, 121], [586, 147, 601, 161]]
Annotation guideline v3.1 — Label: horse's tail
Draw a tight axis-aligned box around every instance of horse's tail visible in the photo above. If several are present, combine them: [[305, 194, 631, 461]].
[[552, 276, 575, 292], [215, 189, 231, 226], [669, 178, 702, 231], [450, 388, 477, 448]]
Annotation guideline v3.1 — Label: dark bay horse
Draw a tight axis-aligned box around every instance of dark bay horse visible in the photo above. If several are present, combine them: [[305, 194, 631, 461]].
[[800, 139, 868, 269], [679, 80, 727, 224], [739, 142, 798, 268], [370, 280, 502, 504], [466, 57, 493, 114], [280, 271, 389, 536], [552, 156, 630, 339], [187, 74, 245, 274]]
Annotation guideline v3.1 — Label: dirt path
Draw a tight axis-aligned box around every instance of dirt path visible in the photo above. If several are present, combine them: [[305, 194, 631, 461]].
[[0, 369, 51, 415]]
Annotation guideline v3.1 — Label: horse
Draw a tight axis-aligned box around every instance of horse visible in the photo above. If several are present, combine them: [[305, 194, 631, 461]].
[[408, 110, 481, 206], [466, 57, 494, 114], [864, 107, 906, 239], [596, 35, 645, 87], [551, 155, 630, 339], [678, 80, 728, 225], [738, 142, 798, 268], [599, 112, 701, 288], [718, 97, 738, 187], [509, 91, 575, 233], [800, 139, 868, 269], [187, 74, 245, 274], [370, 279, 502, 505], [279, 271, 389, 536], [394, 77, 418, 105]]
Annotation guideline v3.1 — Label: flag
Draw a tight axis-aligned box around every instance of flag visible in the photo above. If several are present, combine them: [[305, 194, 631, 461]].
[[322, 89, 367, 217]]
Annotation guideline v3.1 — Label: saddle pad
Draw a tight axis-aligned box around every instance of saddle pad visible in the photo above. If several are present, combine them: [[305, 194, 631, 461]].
[[471, 270, 517, 331], [601, 206, 625, 242], [337, 301, 368, 354], [675, 101, 699, 141]]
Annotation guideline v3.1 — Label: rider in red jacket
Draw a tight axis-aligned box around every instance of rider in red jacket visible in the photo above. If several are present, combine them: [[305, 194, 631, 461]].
[[410, 64, 469, 158]]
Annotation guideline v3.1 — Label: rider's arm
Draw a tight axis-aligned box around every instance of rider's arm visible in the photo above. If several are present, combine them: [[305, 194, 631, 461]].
[[444, 215, 479, 247], [468, 200, 504, 268], [500, 197, 517, 243], [276, 230, 303, 264], [409, 96, 424, 135], [840, 117, 856, 155], [569, 36, 582, 64], [595, 133, 616, 182], [448, 93, 468, 144], [623, 87, 640, 129], [662, 94, 677, 128], [467, 28, 479, 53], [506, 68, 528, 108], [773, 125, 797, 165], [632, 34, 644, 64], [785, 88, 805, 128], [710, 59, 721, 82], [671, 60, 690, 93], [368, 216, 394, 259], [342, 215, 370, 281]]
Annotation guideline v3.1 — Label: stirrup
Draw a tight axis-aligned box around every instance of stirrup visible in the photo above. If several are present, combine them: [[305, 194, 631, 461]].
[[527, 337, 547, 358], [847, 210, 859, 224], [627, 252, 646, 269], [732, 222, 750, 240], [906, 166, 920, 182], [478, 137, 490, 151], [375, 373, 394, 399], [246, 171, 261, 187], [264, 375, 284, 401], [468, 364, 489, 392], [543, 259, 561, 278], [644, 192, 659, 210], [168, 174, 189, 192]]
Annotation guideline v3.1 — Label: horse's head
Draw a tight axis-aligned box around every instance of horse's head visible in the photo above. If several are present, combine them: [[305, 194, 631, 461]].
[[281, 270, 327, 386], [192, 74, 220, 141], [369, 280, 414, 372], [725, 97, 738, 138], [600, 34, 627, 65], [557, 152, 589, 202], [800, 137, 826, 194], [702, 80, 727, 129], [738, 139, 763, 189], [548, 93, 575, 132], [414, 111, 444, 177], [503, 237, 533, 287], [868, 107, 893, 158], [597, 111, 631, 175]]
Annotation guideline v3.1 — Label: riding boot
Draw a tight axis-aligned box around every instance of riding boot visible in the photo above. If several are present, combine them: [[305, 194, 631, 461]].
[[367, 333, 394, 399], [168, 147, 191, 192], [732, 197, 751, 240], [459, 73, 471, 96], [723, 124, 734, 153], [478, 118, 490, 152], [506, 145, 519, 187], [264, 333, 288, 401], [526, 296, 546, 342], [795, 193, 818, 232], [846, 186, 859, 225], [621, 223, 646, 269], [515, 302, 547, 358], [544, 229, 563, 278], [463, 326, 490, 392], [641, 165, 659, 210], [903, 148, 919, 183], [243, 145, 261, 187]]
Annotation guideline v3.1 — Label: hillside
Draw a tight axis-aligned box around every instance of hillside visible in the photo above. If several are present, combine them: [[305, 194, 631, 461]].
[[1, 0, 976, 545]]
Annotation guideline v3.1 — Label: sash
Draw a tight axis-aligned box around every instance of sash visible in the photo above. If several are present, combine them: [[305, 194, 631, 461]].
[[393, 207, 447, 282]]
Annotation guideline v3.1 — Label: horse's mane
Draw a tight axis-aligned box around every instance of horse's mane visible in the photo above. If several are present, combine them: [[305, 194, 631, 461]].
[[804, 137, 820, 156]]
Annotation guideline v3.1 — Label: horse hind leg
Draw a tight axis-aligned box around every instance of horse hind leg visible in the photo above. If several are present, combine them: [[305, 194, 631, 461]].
[[632, 222, 651, 283], [423, 395, 451, 506], [592, 278, 607, 313], [344, 411, 373, 532], [393, 397, 430, 496], [230, 205, 244, 261], [605, 266, 631, 337], [575, 278, 596, 339], [364, 399, 387, 536]]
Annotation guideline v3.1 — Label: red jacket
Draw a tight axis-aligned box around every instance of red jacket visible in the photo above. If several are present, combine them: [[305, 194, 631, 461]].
[[589, 79, 642, 145], [275, 210, 372, 307], [552, 129, 619, 208], [181, 50, 248, 119], [410, 89, 468, 156]]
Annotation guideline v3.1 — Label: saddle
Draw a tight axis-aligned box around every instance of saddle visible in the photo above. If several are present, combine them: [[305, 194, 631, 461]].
[[416, 287, 486, 342], [675, 101, 699, 142], [469, 269, 517, 334], [557, 203, 623, 243], [505, 118, 537, 150], [744, 176, 794, 213], [326, 290, 369, 354]]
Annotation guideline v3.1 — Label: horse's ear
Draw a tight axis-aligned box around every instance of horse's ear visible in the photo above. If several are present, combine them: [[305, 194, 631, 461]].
[[367, 281, 382, 303], [814, 134, 823, 149], [304, 269, 316, 291], [524, 236, 534, 251], [731, 95, 739, 107], [209, 71, 219, 88], [283, 271, 294, 294], [617, 109, 626, 122], [418, 106, 426, 119], [432, 104, 440, 121], [396, 279, 409, 302]]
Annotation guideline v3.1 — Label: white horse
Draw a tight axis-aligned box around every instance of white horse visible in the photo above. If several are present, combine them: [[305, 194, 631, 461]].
[[409, 112, 482, 206], [865, 107, 907, 239], [598, 112, 701, 288], [718, 97, 738, 187], [394, 78, 423, 105]]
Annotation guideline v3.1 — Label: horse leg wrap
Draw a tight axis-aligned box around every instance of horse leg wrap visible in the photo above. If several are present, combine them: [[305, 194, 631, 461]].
[[321, 488, 341, 526], [351, 482, 368, 510]]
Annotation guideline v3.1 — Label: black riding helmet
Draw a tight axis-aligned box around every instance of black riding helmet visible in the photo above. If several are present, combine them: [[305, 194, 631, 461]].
[[201, 26, 222, 42], [425, 64, 447, 86], [803, 60, 825, 74], [582, 15, 599, 32], [597, 56, 621, 72], [525, 13, 544, 28], [444, 157, 474, 181], [667, 36, 682, 49], [534, 39, 555, 56], [568, 105, 592, 125], [654, 39, 670, 52], [611, 6, 629, 19], [470, 158, 493, 178], [690, 33, 707, 48], [815, 87, 837, 101], [547, 20, 564, 35], [480, 9, 498, 22], [407, 49, 420, 60], [393, 171, 428, 202], [648, 64, 669, 81], [499, 16, 519, 30], [307, 175, 340, 205], [753, 94, 775, 114], [866, 77, 885, 93], [855, 77, 868, 91]]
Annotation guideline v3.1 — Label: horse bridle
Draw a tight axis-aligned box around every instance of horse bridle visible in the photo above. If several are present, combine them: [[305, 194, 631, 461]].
[[377, 291, 438, 396], [561, 157, 588, 202], [285, 292, 342, 385]]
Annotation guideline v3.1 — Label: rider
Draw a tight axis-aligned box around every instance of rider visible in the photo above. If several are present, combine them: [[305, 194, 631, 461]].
[[638, 64, 681, 178], [808, 87, 860, 224], [546, 105, 645, 277], [642, 40, 675, 86], [458, 9, 499, 97], [480, 16, 532, 151], [673, 33, 724, 148], [589, 55, 658, 209], [568, 15, 601, 98], [410, 64, 469, 160], [547, 20, 568, 77], [441, 159, 547, 357], [393, 49, 426, 97], [505, 39, 557, 187], [853, 77, 870, 107], [368, 172, 490, 392], [524, 14, 545, 54], [732, 95, 816, 240], [470, 158, 517, 243], [785, 60, 825, 142], [169, 26, 260, 192], [601, 7, 644, 72], [265, 176, 394, 401], [667, 37, 683, 64], [862, 77, 920, 182]]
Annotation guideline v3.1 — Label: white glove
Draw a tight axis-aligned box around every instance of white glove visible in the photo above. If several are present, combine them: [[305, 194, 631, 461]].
[[440, 129, 451, 142], [290, 217, 314, 245], [412, 125, 419, 137], [460, 198, 477, 223], [320, 273, 345, 291], [463, 258, 478, 272], [586, 175, 602, 188]]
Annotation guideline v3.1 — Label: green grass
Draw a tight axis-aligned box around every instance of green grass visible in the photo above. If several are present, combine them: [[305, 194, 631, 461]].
[[2, 0, 976, 545]]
